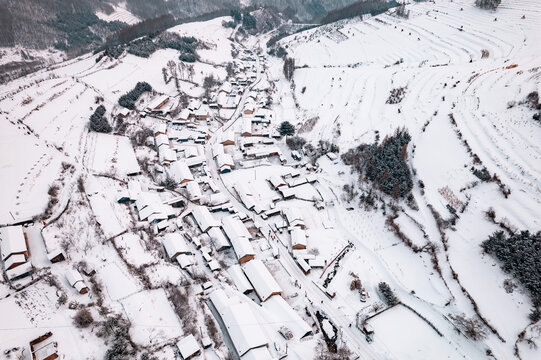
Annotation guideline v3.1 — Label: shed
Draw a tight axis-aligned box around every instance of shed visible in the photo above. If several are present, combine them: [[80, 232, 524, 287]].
[[242, 259, 282, 302], [65, 269, 88, 294], [176, 334, 200, 360]]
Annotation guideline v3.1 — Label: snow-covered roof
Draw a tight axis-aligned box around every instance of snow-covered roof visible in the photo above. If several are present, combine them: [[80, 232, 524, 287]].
[[241, 117, 252, 135], [228, 264, 253, 294], [268, 175, 286, 189], [186, 181, 202, 201], [212, 143, 224, 159], [127, 180, 142, 200], [176, 334, 200, 359], [290, 227, 307, 249], [207, 227, 230, 251], [169, 161, 194, 183], [135, 192, 161, 211], [242, 259, 282, 302], [182, 146, 199, 158], [159, 146, 176, 164], [221, 302, 268, 356], [147, 95, 170, 111], [5, 262, 32, 280], [191, 205, 219, 233], [245, 146, 281, 158], [242, 347, 274, 360], [219, 82, 232, 93], [278, 186, 296, 199], [222, 216, 252, 241], [262, 295, 312, 340], [283, 207, 305, 227], [155, 123, 167, 135], [216, 153, 234, 169], [162, 233, 191, 260], [155, 133, 170, 148], [4, 253, 26, 270], [65, 269, 84, 287], [0, 225, 27, 261], [178, 108, 191, 120], [177, 254, 194, 269]]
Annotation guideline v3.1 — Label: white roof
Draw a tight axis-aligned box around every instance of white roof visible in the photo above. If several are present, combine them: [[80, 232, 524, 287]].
[[220, 130, 235, 144], [242, 347, 274, 360], [268, 175, 286, 189], [290, 227, 307, 248], [241, 117, 252, 134], [5, 262, 32, 280], [185, 155, 206, 167], [228, 264, 253, 294], [162, 233, 191, 259], [186, 181, 202, 200], [212, 143, 224, 159], [176, 334, 200, 359], [191, 206, 219, 232], [169, 161, 194, 183], [159, 146, 176, 164], [216, 153, 234, 168], [283, 207, 304, 227], [222, 216, 252, 241], [177, 254, 194, 269], [147, 95, 170, 111], [220, 82, 232, 93], [0, 226, 27, 261], [262, 295, 312, 340], [230, 235, 255, 263], [127, 180, 142, 200], [155, 133, 170, 148], [208, 259, 221, 271], [4, 253, 26, 269], [155, 123, 167, 134], [278, 186, 296, 199], [245, 146, 281, 158], [207, 227, 230, 251], [65, 269, 84, 287], [222, 302, 268, 356], [178, 108, 191, 120], [183, 146, 199, 158], [243, 259, 282, 302]]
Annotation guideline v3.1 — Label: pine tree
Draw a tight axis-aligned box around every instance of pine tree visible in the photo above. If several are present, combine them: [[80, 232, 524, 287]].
[[278, 121, 295, 137]]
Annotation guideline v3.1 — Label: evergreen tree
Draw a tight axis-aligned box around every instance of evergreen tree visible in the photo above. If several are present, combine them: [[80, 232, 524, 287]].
[[278, 121, 295, 137], [242, 12, 257, 30], [89, 105, 112, 133]]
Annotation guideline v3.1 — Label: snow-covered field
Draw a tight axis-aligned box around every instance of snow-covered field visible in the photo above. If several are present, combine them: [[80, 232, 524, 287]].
[[0, 1, 540, 359]]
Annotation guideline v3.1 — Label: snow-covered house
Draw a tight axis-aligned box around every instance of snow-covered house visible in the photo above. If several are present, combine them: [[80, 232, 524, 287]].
[[262, 296, 313, 340], [159, 146, 176, 164], [176, 109, 191, 123], [169, 161, 194, 184], [145, 95, 170, 114], [233, 183, 256, 210], [0, 226, 28, 270], [241, 117, 252, 137], [283, 207, 305, 229], [268, 175, 286, 189], [207, 227, 230, 251], [227, 264, 253, 294], [190, 206, 219, 233], [155, 133, 170, 149], [216, 153, 234, 173], [162, 233, 191, 261], [242, 259, 282, 302], [154, 123, 167, 136], [218, 82, 232, 94], [66, 269, 89, 294], [186, 181, 202, 203], [117, 108, 130, 118], [245, 146, 281, 159], [176, 334, 200, 360], [221, 216, 254, 264], [209, 290, 270, 357], [220, 130, 235, 145], [290, 227, 307, 250], [212, 143, 224, 159]]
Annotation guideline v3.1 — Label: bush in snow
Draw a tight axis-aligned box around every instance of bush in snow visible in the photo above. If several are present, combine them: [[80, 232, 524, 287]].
[[89, 105, 112, 133], [378, 281, 399, 306], [286, 136, 306, 150], [118, 82, 152, 110], [482, 230, 541, 307], [342, 128, 413, 199], [73, 308, 94, 328], [386, 86, 407, 104], [450, 314, 487, 340], [278, 121, 295, 137], [475, 0, 501, 10], [283, 57, 295, 81], [159, 175, 177, 190]]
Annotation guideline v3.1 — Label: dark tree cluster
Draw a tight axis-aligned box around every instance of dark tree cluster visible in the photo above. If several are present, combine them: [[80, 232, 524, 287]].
[[304, 140, 340, 164], [126, 37, 157, 58], [97, 315, 137, 360], [321, 0, 397, 24], [242, 12, 257, 30], [475, 0, 502, 10], [342, 129, 413, 199], [378, 281, 399, 306], [283, 57, 295, 81], [286, 136, 307, 150], [107, 14, 176, 46], [116, 32, 199, 61], [89, 105, 112, 133], [50, 12, 125, 51], [118, 82, 152, 110], [482, 230, 541, 307], [386, 86, 407, 104]]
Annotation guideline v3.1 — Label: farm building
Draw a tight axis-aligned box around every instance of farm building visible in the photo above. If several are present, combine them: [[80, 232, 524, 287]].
[[0, 225, 28, 270], [190, 206, 219, 233], [169, 161, 194, 184], [162, 233, 191, 261], [29, 332, 59, 360], [243, 260, 282, 302], [65, 269, 89, 294]]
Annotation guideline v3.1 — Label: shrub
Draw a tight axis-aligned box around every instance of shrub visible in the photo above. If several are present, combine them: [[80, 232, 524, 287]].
[[386, 86, 407, 104], [342, 129, 413, 198], [89, 106, 112, 133], [160, 176, 177, 190], [278, 121, 295, 136], [529, 309, 541, 323], [127, 37, 157, 57], [482, 230, 541, 306], [286, 136, 306, 150], [378, 282, 399, 306], [475, 0, 501, 10], [283, 57, 295, 81], [450, 314, 487, 340], [73, 308, 94, 328]]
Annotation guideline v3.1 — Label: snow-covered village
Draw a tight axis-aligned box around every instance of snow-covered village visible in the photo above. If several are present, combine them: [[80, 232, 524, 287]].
[[0, 0, 539, 359]]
